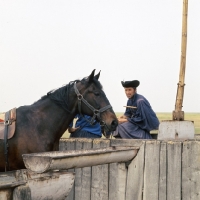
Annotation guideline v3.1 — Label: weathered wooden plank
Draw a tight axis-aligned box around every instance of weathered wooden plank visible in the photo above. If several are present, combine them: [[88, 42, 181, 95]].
[[0, 188, 12, 200], [143, 141, 160, 200], [12, 184, 31, 200], [0, 170, 27, 200], [81, 140, 93, 200], [109, 162, 127, 200], [0, 171, 26, 190], [182, 141, 200, 200], [59, 138, 66, 150], [59, 138, 77, 151], [158, 142, 167, 200], [65, 139, 76, 200], [126, 141, 145, 200], [74, 139, 93, 200], [0, 181, 26, 190], [167, 141, 182, 200], [74, 139, 84, 200], [110, 139, 144, 148], [91, 139, 110, 200], [182, 141, 192, 200]]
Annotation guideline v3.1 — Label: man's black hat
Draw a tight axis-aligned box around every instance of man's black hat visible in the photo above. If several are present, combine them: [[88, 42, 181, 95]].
[[121, 80, 140, 88]]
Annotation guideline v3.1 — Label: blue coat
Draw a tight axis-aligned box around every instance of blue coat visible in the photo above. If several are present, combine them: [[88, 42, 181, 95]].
[[113, 93, 159, 139], [125, 93, 159, 132], [69, 114, 101, 137]]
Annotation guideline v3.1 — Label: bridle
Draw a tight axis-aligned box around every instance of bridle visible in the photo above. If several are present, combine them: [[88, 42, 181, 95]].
[[73, 82, 112, 134]]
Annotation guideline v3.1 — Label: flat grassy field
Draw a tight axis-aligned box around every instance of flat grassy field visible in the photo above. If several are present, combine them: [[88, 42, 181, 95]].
[[116, 112, 200, 134], [62, 112, 200, 138]]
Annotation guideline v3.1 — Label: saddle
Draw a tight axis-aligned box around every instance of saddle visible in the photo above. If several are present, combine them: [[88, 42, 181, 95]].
[[0, 108, 16, 140]]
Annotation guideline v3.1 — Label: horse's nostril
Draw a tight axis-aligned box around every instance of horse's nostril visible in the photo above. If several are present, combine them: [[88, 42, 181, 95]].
[[111, 120, 118, 131]]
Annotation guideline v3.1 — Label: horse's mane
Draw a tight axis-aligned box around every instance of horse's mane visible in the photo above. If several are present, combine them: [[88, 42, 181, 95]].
[[34, 77, 103, 113]]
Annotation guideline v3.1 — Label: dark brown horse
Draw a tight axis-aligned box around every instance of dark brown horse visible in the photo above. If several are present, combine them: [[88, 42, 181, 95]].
[[0, 70, 118, 172]]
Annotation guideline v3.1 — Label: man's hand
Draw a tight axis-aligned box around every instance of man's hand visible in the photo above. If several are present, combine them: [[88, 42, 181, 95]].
[[118, 115, 127, 119], [68, 127, 80, 133], [117, 117, 128, 124]]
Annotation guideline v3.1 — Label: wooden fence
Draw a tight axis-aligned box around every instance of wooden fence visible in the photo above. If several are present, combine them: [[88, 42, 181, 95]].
[[59, 138, 200, 200]]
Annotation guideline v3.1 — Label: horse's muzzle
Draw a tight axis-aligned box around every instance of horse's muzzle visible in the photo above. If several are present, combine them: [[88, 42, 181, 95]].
[[110, 119, 118, 131]]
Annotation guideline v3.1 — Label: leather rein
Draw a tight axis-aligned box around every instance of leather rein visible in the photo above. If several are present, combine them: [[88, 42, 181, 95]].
[[74, 82, 112, 133], [0, 110, 13, 171]]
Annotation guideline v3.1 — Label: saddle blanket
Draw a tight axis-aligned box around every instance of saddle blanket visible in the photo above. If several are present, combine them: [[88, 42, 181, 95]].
[[0, 108, 16, 140]]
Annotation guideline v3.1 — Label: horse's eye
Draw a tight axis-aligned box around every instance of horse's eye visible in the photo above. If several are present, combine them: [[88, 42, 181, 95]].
[[94, 92, 100, 96]]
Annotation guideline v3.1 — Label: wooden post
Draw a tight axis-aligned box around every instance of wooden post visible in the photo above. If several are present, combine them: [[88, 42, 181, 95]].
[[159, 0, 194, 140], [173, 0, 188, 120]]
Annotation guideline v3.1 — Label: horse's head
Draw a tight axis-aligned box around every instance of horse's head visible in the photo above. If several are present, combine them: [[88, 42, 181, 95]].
[[74, 69, 118, 132]]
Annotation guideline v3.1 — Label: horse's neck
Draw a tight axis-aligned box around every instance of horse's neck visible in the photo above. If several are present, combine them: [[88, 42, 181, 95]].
[[32, 98, 77, 140]]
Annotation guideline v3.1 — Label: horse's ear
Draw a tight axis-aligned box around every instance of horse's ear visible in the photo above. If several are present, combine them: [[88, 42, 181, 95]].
[[94, 70, 101, 80], [87, 69, 96, 83]]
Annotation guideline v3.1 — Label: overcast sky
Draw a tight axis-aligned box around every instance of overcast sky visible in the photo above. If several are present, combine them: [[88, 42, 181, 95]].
[[0, 0, 199, 113]]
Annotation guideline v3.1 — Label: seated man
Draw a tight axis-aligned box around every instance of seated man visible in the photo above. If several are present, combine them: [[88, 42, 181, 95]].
[[68, 114, 102, 138], [112, 80, 159, 139]]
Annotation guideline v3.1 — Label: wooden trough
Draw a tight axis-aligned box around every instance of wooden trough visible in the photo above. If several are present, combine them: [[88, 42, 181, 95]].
[[1, 145, 138, 199], [22, 146, 139, 173], [0, 169, 75, 200]]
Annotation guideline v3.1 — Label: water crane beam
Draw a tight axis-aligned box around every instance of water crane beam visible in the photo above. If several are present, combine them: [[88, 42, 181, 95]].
[[173, 0, 188, 121]]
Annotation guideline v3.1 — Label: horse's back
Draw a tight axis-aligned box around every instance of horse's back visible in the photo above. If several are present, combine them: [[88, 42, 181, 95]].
[[0, 105, 36, 171]]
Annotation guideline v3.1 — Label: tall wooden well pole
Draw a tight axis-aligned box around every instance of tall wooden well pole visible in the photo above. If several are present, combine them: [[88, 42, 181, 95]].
[[158, 0, 194, 140], [173, 0, 188, 121]]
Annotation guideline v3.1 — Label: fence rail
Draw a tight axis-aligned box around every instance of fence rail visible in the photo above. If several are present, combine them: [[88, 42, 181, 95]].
[[59, 138, 200, 200]]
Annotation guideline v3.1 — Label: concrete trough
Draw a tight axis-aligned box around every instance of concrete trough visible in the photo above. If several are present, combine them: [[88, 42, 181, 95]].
[[22, 146, 139, 173]]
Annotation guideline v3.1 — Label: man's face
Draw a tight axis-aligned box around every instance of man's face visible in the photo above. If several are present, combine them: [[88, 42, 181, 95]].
[[124, 87, 136, 99]]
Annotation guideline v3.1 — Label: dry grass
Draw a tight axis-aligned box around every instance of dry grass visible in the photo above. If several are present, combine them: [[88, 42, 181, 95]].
[[62, 112, 200, 138]]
